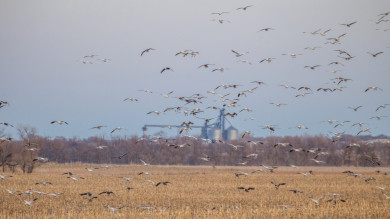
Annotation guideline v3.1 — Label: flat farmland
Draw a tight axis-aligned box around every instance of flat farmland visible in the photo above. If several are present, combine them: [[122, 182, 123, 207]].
[[1, 164, 390, 218]]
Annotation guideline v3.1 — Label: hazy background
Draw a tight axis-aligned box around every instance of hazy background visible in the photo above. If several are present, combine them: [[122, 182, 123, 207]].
[[1, 0, 389, 139]]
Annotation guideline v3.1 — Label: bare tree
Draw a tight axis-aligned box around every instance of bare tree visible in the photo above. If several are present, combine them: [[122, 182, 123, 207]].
[[0, 128, 13, 172], [17, 125, 39, 173]]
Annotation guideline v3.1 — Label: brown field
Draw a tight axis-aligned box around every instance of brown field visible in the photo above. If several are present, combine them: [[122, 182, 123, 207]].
[[1, 164, 390, 218]]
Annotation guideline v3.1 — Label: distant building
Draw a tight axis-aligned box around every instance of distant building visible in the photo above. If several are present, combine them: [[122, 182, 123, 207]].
[[207, 126, 238, 141], [208, 127, 223, 141], [225, 126, 238, 141], [142, 108, 239, 141]]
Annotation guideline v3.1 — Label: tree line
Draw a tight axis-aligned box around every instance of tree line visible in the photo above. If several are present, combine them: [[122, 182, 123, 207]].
[[1, 125, 389, 173]]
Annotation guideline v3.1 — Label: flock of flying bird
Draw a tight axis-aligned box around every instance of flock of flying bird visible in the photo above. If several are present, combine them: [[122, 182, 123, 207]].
[[1, 3, 390, 214], [71, 7, 390, 138]]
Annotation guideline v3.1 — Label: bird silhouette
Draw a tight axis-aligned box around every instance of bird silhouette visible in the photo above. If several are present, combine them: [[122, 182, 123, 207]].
[[140, 48, 155, 56], [160, 67, 173, 74], [271, 181, 286, 190], [237, 187, 255, 192], [112, 152, 129, 159], [237, 5, 254, 11]]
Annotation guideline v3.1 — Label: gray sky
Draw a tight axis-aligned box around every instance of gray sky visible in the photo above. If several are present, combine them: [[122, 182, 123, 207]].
[[1, 0, 389, 139]]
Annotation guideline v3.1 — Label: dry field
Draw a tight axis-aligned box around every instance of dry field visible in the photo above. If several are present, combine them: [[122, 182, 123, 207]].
[[1, 164, 390, 218]]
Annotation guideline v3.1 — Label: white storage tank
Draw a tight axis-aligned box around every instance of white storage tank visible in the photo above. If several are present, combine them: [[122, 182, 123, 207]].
[[208, 128, 222, 141], [226, 126, 238, 141]]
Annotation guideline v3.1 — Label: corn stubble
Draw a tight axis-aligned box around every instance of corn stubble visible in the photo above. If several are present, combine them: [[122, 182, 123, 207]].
[[1, 164, 389, 218]]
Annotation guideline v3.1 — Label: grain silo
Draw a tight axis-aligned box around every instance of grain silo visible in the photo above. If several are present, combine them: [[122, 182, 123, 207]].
[[208, 127, 223, 141], [225, 126, 238, 141]]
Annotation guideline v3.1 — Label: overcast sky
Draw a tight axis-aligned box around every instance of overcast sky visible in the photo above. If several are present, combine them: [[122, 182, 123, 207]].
[[1, 0, 389, 139]]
